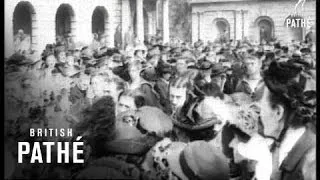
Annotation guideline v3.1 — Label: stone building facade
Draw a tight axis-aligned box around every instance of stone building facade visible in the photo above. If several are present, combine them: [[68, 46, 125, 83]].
[[190, 0, 316, 43], [5, 0, 170, 58]]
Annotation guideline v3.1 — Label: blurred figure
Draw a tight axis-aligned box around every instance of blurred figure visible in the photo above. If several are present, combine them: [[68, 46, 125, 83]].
[[91, 33, 100, 51]]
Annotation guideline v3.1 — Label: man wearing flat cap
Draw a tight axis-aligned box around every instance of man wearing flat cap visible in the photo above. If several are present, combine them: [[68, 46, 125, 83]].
[[234, 55, 264, 96]]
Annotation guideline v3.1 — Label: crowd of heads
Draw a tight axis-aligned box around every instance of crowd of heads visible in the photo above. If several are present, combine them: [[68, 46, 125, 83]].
[[5, 31, 316, 179]]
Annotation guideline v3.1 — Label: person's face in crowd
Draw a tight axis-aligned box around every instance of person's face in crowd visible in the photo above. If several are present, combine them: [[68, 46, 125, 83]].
[[252, 85, 285, 139], [19, 65, 28, 73], [262, 59, 272, 71], [211, 73, 227, 91], [200, 69, 211, 77], [149, 56, 159, 67], [161, 54, 168, 62], [162, 73, 171, 81], [243, 58, 261, 76], [46, 55, 57, 69], [57, 51, 67, 63], [66, 55, 75, 66], [196, 46, 204, 52], [91, 76, 104, 94], [73, 50, 81, 60], [206, 53, 216, 63], [135, 50, 143, 57], [93, 34, 99, 40], [104, 81, 118, 100], [303, 54, 313, 66], [77, 77, 90, 91], [176, 59, 188, 75], [151, 39, 156, 45], [116, 95, 137, 115], [129, 64, 141, 80], [83, 48, 93, 57], [169, 86, 187, 112], [21, 78, 32, 89], [100, 47, 107, 54], [109, 60, 121, 69], [100, 37, 107, 44]]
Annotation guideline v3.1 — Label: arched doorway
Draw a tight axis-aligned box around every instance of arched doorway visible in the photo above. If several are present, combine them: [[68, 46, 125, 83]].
[[255, 16, 274, 43], [92, 6, 108, 40], [55, 4, 75, 40], [13, 1, 36, 50], [284, 15, 304, 41], [213, 18, 230, 43]]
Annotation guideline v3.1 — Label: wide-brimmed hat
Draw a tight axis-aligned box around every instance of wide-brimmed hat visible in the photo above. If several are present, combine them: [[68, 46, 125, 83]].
[[116, 106, 173, 137], [173, 95, 229, 131], [104, 124, 159, 155], [166, 141, 229, 180], [211, 63, 228, 77], [197, 60, 212, 70], [135, 106, 173, 137], [300, 47, 311, 54], [7, 52, 36, 66], [112, 53, 123, 63], [292, 50, 302, 59], [194, 41, 204, 48], [156, 62, 173, 75]]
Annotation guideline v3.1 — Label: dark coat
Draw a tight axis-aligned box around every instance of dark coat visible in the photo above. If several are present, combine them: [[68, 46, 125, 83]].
[[272, 127, 316, 180], [154, 79, 171, 114]]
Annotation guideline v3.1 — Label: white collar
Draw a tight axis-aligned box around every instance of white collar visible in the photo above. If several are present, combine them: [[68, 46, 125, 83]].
[[278, 126, 306, 166]]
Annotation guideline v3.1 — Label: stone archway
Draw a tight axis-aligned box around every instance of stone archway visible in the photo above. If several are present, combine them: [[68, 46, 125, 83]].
[[255, 16, 275, 43], [213, 18, 230, 43], [13, 1, 36, 50], [55, 4, 75, 40], [92, 6, 109, 40]]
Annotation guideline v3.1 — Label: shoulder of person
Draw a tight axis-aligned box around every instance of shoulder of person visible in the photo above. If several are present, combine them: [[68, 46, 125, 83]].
[[76, 157, 138, 179], [301, 146, 316, 180]]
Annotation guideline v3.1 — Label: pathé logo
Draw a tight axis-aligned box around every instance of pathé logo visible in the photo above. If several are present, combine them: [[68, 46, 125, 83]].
[[285, 0, 312, 29]]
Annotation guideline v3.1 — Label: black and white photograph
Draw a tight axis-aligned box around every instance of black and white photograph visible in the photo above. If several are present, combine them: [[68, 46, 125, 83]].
[[4, 0, 316, 179]]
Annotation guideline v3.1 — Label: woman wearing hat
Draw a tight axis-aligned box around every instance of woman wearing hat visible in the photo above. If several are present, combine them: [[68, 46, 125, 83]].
[[75, 97, 173, 179], [232, 61, 316, 180], [120, 60, 163, 109], [154, 63, 173, 114], [161, 140, 230, 180]]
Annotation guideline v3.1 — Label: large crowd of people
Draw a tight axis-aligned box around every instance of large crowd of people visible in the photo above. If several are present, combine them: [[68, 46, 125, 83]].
[[4, 29, 316, 180]]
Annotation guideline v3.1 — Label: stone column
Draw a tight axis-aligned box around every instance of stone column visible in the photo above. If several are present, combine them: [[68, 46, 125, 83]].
[[191, 12, 198, 43], [136, 0, 144, 43], [122, 0, 131, 49], [162, 0, 169, 43], [5, 7, 14, 58], [235, 10, 242, 40], [156, 0, 160, 29]]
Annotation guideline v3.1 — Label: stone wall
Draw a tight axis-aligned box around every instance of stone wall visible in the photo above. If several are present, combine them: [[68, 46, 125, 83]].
[[169, 0, 192, 42], [5, 0, 123, 58], [191, 0, 316, 43]]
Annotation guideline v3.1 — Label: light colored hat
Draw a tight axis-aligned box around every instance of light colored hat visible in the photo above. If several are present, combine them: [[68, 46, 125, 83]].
[[135, 106, 173, 137], [116, 106, 173, 137]]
